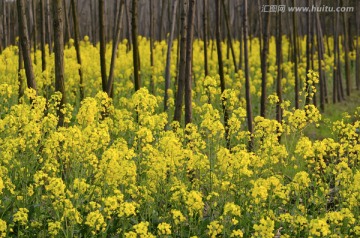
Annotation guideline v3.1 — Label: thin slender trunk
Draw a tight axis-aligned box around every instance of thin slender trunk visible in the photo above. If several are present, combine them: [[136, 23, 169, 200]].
[[18, 38, 24, 101], [32, 0, 37, 65], [46, 0, 52, 54], [238, 7, 243, 70], [17, 0, 37, 92], [173, 0, 188, 123], [356, 0, 360, 90], [2, 1, 6, 49], [276, 0, 282, 125], [305, 0, 311, 105], [260, 0, 271, 117], [333, 7, 339, 103], [184, 0, 195, 125], [337, 31, 344, 101], [342, 0, 351, 96], [90, 0, 95, 44], [164, 0, 179, 111], [293, 1, 299, 109], [316, 1, 325, 112], [243, 0, 253, 150], [203, 0, 208, 76], [149, 0, 155, 94], [106, 0, 124, 97], [63, 0, 71, 44], [124, 0, 132, 50], [99, 0, 107, 92], [40, 0, 46, 72], [53, 0, 66, 127], [158, 0, 166, 41], [221, 0, 237, 72], [216, 0, 230, 148], [132, 0, 141, 91], [71, 0, 85, 100]]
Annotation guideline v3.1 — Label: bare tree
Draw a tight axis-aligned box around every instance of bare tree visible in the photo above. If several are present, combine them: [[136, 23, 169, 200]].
[[316, 0, 325, 112], [32, 0, 37, 65], [106, 0, 124, 97], [17, 0, 37, 92], [53, 0, 66, 126], [203, 0, 208, 76], [1, 0, 6, 51], [124, 0, 132, 50], [221, 0, 237, 72], [342, 0, 350, 96], [40, 0, 46, 72], [149, 0, 155, 94], [260, 0, 271, 117], [99, 0, 107, 92], [158, 0, 166, 40], [333, 3, 340, 103], [293, 0, 299, 109], [216, 0, 230, 148], [305, 0, 312, 105], [276, 0, 282, 124], [164, 0, 179, 111], [243, 0, 253, 150], [184, 0, 195, 125], [46, 0, 52, 54], [18, 37, 24, 101], [357, 0, 360, 90], [71, 0, 85, 100], [132, 0, 141, 91], [173, 0, 188, 122], [63, 0, 71, 44]]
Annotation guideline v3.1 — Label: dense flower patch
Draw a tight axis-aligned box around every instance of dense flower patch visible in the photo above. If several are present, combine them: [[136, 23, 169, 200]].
[[0, 37, 359, 237]]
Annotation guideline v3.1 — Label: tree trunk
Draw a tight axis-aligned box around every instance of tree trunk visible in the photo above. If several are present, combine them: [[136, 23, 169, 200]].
[[46, 0, 52, 54], [316, 1, 325, 112], [32, 0, 37, 65], [17, 0, 37, 92], [18, 37, 24, 101], [158, 0, 166, 41], [221, 0, 237, 72], [106, 0, 124, 97], [164, 0, 178, 112], [203, 0, 208, 76], [132, 0, 141, 91], [124, 0, 132, 50], [333, 5, 339, 103], [238, 6, 243, 70], [99, 0, 107, 92], [342, 0, 351, 96], [63, 0, 71, 45], [2, 1, 6, 49], [276, 0, 282, 125], [89, 0, 95, 44], [173, 0, 188, 123], [260, 0, 271, 117], [293, 1, 299, 109], [243, 0, 253, 150], [40, 0, 46, 72], [216, 0, 230, 148], [305, 0, 312, 105], [311, 11, 316, 107], [356, 0, 360, 90], [149, 0, 155, 94], [53, 0, 66, 127], [71, 0, 85, 100], [184, 0, 195, 125]]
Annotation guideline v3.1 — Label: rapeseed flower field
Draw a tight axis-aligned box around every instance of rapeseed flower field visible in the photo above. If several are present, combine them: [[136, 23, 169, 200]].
[[0, 36, 360, 237]]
